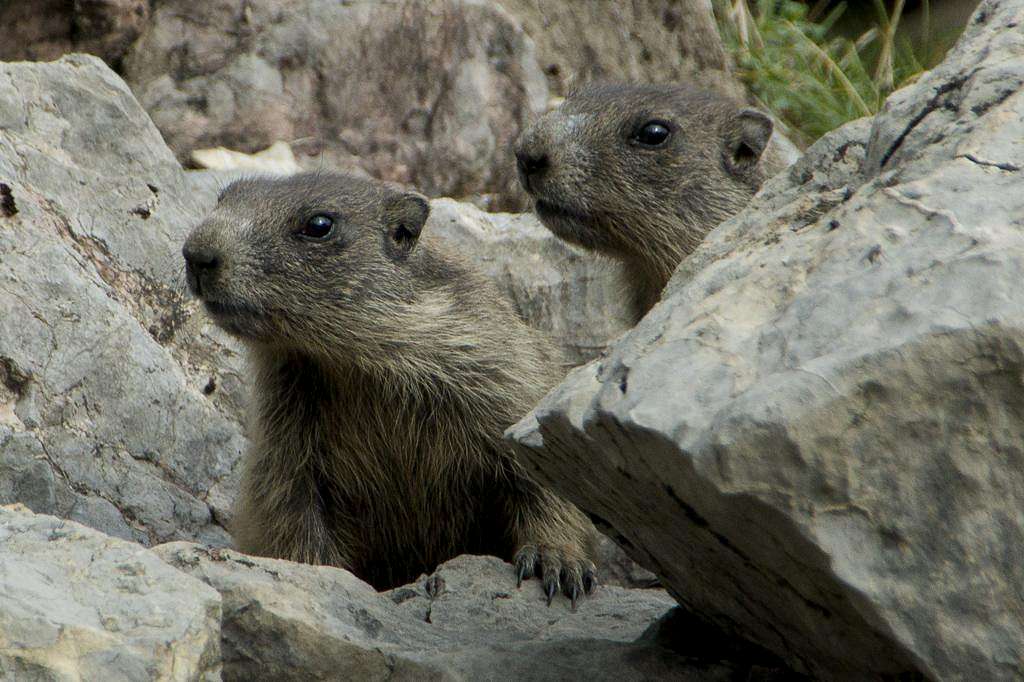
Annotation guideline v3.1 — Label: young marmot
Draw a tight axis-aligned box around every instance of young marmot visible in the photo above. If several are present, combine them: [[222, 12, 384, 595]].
[[515, 83, 784, 318], [182, 173, 597, 604]]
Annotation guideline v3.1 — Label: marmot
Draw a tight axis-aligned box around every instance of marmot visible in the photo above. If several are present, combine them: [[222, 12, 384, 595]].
[[515, 83, 784, 318], [182, 172, 597, 605]]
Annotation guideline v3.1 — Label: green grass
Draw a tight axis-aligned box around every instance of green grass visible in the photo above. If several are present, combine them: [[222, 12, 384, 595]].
[[715, 0, 961, 146]]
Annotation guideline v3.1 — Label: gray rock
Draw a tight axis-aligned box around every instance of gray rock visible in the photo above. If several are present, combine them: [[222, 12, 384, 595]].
[[0, 505, 221, 681], [593, 533, 659, 589], [122, 0, 549, 211], [389, 554, 670, 643], [509, 0, 1024, 678], [0, 54, 247, 547], [427, 199, 634, 365], [155, 542, 740, 681]]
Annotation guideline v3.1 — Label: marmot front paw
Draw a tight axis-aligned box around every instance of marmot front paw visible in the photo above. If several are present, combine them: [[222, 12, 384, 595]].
[[513, 543, 597, 610]]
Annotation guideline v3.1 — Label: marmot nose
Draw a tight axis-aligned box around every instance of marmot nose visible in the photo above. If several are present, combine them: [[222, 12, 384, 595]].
[[183, 244, 221, 273], [182, 243, 222, 296], [515, 149, 549, 177]]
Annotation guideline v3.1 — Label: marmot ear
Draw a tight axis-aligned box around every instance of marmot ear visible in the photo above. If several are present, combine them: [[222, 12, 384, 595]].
[[723, 108, 773, 174], [384, 190, 430, 258]]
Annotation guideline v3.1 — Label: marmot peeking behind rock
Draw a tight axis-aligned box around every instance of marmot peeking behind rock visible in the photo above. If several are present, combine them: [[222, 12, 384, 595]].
[[515, 83, 784, 319], [182, 173, 597, 604]]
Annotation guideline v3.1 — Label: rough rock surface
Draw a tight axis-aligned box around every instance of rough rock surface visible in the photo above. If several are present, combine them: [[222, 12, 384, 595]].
[[121, 0, 752, 210], [427, 199, 633, 365], [0, 54, 247, 547], [155, 543, 740, 681], [0, 505, 221, 681], [0, 55, 631, 567], [0, 0, 149, 66], [510, 1, 1024, 679], [0, 503, 742, 680], [122, 0, 548, 211]]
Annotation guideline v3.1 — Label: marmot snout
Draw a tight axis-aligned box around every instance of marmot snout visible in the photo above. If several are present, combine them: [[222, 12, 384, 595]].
[[516, 82, 780, 318], [183, 173, 599, 605], [183, 175, 428, 350]]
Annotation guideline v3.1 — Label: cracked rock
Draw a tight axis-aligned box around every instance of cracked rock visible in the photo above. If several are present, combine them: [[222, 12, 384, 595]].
[[0, 54, 247, 548], [509, 0, 1024, 678]]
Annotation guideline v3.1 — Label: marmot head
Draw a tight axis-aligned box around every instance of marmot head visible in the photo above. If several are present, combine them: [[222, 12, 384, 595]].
[[514, 83, 773, 267], [182, 173, 430, 353]]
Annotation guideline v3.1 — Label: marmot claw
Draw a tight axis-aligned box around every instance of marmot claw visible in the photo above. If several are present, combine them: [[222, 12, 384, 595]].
[[513, 543, 597, 610], [424, 574, 446, 600]]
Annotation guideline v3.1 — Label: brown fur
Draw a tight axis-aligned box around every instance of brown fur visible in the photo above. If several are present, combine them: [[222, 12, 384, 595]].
[[182, 173, 597, 600], [515, 82, 783, 319]]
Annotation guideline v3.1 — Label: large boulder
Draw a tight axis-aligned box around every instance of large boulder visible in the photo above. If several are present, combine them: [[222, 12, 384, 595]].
[[0, 54, 629, 554], [154, 542, 747, 680], [509, 0, 1024, 679], [122, 0, 549, 211], [0, 505, 221, 681], [0, 54, 247, 547]]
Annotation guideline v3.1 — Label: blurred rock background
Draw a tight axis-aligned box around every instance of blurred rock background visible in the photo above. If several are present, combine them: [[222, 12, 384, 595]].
[[0, 1, 982, 206], [0, 0, 744, 212], [6, 1, 976, 210]]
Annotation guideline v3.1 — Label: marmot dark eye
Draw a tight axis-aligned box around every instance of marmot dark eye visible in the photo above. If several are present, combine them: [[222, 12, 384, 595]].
[[634, 121, 671, 147], [300, 214, 334, 240]]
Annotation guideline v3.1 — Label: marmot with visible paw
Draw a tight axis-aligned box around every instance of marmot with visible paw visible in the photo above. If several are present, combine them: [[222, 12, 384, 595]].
[[516, 83, 785, 318], [183, 173, 597, 605]]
